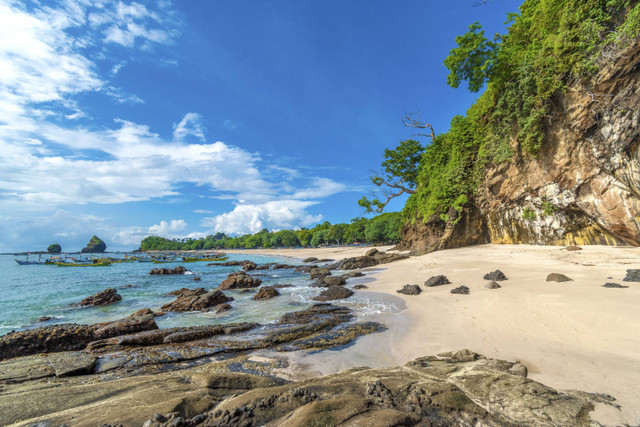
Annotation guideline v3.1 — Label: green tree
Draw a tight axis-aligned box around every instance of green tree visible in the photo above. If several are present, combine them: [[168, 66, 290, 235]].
[[47, 243, 62, 254], [296, 229, 313, 246], [310, 230, 327, 247], [344, 217, 367, 243], [325, 223, 347, 245]]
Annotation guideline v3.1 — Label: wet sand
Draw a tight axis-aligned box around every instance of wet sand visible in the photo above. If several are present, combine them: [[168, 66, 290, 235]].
[[226, 244, 640, 425]]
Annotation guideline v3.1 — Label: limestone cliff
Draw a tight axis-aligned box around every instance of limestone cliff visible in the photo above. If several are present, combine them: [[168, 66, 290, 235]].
[[400, 38, 640, 253]]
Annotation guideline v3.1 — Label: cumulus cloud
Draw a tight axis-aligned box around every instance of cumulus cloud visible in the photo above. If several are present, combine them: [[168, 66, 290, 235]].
[[173, 112, 206, 142]]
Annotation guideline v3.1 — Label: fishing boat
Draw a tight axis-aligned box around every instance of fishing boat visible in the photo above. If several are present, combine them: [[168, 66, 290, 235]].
[[55, 261, 111, 267], [15, 254, 48, 265], [183, 255, 229, 262], [151, 258, 178, 264]]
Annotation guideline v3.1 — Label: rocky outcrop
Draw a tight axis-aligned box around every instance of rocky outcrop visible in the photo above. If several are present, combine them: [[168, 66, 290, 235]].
[[80, 235, 106, 253], [547, 273, 574, 282], [484, 270, 508, 281], [149, 266, 188, 275], [161, 290, 233, 312], [623, 269, 640, 281], [400, 38, 640, 253], [217, 271, 262, 290], [74, 288, 122, 306], [335, 250, 409, 270], [424, 275, 450, 287], [397, 284, 422, 295], [144, 350, 616, 427], [603, 282, 629, 288], [312, 286, 354, 301]]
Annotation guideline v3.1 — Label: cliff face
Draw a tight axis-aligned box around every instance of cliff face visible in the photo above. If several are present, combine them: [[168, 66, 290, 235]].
[[400, 38, 640, 253]]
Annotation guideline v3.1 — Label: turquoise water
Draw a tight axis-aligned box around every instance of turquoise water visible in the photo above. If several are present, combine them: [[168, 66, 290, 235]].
[[0, 254, 403, 336]]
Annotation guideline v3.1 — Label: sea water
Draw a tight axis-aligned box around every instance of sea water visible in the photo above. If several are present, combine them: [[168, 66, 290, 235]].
[[0, 253, 404, 336]]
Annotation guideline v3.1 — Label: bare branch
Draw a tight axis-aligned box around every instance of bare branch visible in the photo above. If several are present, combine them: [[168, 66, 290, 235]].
[[402, 113, 436, 142]]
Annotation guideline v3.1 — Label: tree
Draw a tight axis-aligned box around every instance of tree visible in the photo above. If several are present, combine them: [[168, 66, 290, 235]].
[[344, 217, 367, 243], [358, 115, 432, 213], [443, 22, 499, 93], [296, 229, 313, 246], [47, 243, 61, 254], [325, 223, 347, 245], [310, 230, 327, 247]]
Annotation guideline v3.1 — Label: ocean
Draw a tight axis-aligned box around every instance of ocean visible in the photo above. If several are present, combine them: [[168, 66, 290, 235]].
[[0, 253, 403, 336]]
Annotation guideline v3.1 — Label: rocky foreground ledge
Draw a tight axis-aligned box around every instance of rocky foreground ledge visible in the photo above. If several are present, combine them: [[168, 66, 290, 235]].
[[0, 348, 618, 426]]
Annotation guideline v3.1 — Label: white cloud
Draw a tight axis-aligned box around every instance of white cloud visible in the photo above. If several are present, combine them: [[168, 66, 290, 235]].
[[149, 219, 187, 235], [202, 200, 323, 235], [173, 112, 205, 142]]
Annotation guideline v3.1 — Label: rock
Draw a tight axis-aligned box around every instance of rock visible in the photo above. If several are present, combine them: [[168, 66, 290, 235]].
[[622, 269, 640, 282], [566, 246, 583, 251], [303, 257, 318, 263], [546, 273, 574, 282], [424, 275, 451, 287], [353, 285, 368, 290], [0, 324, 96, 361], [80, 235, 107, 253], [193, 276, 201, 281], [74, 288, 122, 306], [365, 248, 380, 257], [603, 282, 629, 288], [271, 284, 294, 289], [168, 287, 207, 298], [451, 285, 470, 295], [314, 275, 347, 287], [254, 286, 280, 300], [347, 271, 364, 277], [280, 304, 354, 325], [312, 286, 354, 302], [37, 316, 52, 322], [272, 264, 295, 269], [336, 256, 379, 270], [161, 290, 233, 312], [255, 265, 270, 270], [485, 281, 501, 289], [93, 314, 158, 340], [483, 270, 508, 281], [317, 258, 334, 262], [309, 267, 331, 279], [215, 303, 233, 313], [149, 266, 188, 275], [396, 284, 422, 295], [0, 351, 96, 383], [241, 261, 257, 271], [218, 271, 262, 290]]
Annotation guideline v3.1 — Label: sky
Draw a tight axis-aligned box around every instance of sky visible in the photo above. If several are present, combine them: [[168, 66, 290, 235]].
[[0, 0, 520, 252]]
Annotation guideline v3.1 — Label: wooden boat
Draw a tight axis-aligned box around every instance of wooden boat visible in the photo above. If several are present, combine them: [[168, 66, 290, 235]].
[[15, 254, 48, 265], [183, 256, 229, 262], [55, 261, 111, 267], [151, 258, 178, 264]]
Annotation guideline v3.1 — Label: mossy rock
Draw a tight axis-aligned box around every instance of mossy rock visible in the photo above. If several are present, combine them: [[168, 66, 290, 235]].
[[81, 235, 107, 253]]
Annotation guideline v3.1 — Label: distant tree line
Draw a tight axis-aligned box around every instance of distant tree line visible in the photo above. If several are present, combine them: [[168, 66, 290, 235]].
[[139, 212, 403, 251]]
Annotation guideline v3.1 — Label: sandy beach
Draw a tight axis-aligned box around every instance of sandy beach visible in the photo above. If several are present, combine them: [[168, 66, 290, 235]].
[[226, 244, 640, 425]]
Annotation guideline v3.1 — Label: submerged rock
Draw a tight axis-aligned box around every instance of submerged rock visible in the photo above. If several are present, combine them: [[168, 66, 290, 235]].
[[309, 267, 331, 279], [546, 273, 573, 282], [254, 286, 280, 300], [215, 303, 233, 313], [313, 275, 347, 287], [603, 282, 629, 288], [424, 275, 450, 287], [353, 284, 369, 290], [218, 271, 262, 290], [74, 288, 122, 306], [303, 257, 318, 263], [483, 270, 508, 281], [397, 284, 422, 295], [622, 269, 640, 282], [451, 285, 470, 295], [161, 290, 233, 312], [312, 286, 354, 302]]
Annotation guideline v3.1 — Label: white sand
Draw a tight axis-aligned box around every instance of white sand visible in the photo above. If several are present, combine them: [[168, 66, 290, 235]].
[[225, 244, 640, 424]]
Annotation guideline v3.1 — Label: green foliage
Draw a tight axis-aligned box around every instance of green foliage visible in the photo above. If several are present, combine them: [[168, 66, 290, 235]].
[[47, 243, 61, 254], [310, 230, 327, 247], [522, 207, 536, 221], [541, 199, 558, 216], [81, 235, 107, 253]]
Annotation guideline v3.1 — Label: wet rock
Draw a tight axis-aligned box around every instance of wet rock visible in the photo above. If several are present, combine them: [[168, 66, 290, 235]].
[[313, 275, 347, 287], [353, 285, 368, 290], [272, 264, 295, 269], [451, 285, 470, 295], [622, 269, 640, 282], [0, 324, 96, 361], [37, 316, 51, 322], [74, 288, 122, 306], [546, 273, 573, 282], [218, 271, 262, 290], [365, 248, 380, 257], [347, 271, 364, 277], [312, 286, 354, 302], [192, 276, 201, 282], [241, 261, 257, 271], [130, 308, 163, 318], [254, 286, 280, 300], [566, 246, 583, 251], [483, 270, 508, 281], [161, 290, 233, 312], [279, 303, 354, 325], [271, 284, 294, 289], [303, 257, 318, 263], [309, 267, 331, 279], [317, 258, 334, 262], [93, 314, 158, 340], [424, 275, 450, 287], [336, 256, 378, 270], [215, 303, 233, 313], [397, 284, 422, 295], [0, 351, 96, 382], [168, 288, 207, 298], [255, 265, 270, 270], [485, 281, 501, 289], [603, 282, 629, 288], [149, 266, 188, 275]]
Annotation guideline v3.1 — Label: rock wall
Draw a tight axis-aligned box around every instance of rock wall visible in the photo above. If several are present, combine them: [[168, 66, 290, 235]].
[[400, 38, 640, 253]]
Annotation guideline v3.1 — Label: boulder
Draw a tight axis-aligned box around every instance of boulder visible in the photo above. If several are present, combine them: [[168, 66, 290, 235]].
[[397, 284, 422, 295], [424, 275, 450, 287], [365, 248, 380, 257], [353, 285, 368, 290], [603, 282, 629, 288], [215, 303, 233, 313], [622, 269, 640, 282], [309, 267, 331, 279], [80, 235, 106, 253], [313, 275, 347, 287], [254, 286, 280, 300], [0, 324, 96, 361], [93, 314, 158, 340], [546, 273, 573, 282], [272, 264, 296, 269], [336, 256, 379, 270], [218, 271, 262, 290], [161, 290, 233, 312], [74, 289, 122, 306], [347, 271, 364, 277], [303, 257, 318, 263], [168, 287, 207, 298], [241, 261, 257, 271], [483, 270, 508, 281], [485, 281, 501, 289], [37, 316, 52, 322], [451, 285, 470, 295], [272, 284, 294, 289], [312, 286, 354, 302], [149, 266, 188, 275], [193, 276, 201, 281]]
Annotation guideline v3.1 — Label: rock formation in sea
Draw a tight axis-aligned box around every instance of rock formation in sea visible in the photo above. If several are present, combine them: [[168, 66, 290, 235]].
[[80, 235, 107, 253]]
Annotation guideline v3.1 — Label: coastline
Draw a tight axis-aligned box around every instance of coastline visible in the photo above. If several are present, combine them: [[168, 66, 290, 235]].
[[225, 243, 640, 425]]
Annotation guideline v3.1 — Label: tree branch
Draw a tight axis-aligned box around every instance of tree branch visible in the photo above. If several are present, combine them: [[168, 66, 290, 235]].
[[402, 113, 436, 142]]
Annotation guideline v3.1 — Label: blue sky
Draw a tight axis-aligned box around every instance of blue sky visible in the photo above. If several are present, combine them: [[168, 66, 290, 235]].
[[0, 0, 519, 252]]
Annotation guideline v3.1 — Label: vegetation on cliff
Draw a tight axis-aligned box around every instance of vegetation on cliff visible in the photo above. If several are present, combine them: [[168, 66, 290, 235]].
[[47, 244, 61, 254], [370, 0, 640, 224], [139, 212, 402, 251], [81, 236, 107, 253]]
